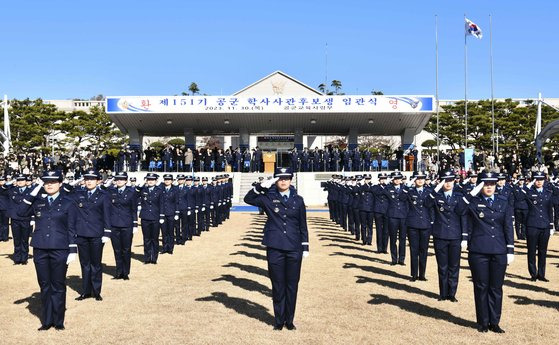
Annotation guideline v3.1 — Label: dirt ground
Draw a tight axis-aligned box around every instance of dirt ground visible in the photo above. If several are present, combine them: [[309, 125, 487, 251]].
[[0, 212, 558, 345]]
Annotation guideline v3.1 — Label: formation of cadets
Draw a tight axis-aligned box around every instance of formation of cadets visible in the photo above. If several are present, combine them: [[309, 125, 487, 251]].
[[324, 169, 558, 333], [0, 170, 233, 331]]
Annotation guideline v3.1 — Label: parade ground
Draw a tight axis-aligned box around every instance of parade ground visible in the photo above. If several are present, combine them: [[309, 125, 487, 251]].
[[0, 212, 558, 345]]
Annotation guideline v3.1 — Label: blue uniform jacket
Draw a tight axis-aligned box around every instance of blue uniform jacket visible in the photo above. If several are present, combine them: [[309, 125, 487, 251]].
[[244, 185, 309, 252], [70, 188, 111, 238], [426, 190, 466, 240], [138, 186, 165, 221], [359, 183, 375, 212], [107, 186, 138, 228], [383, 184, 408, 219], [7, 186, 33, 220], [160, 185, 178, 216], [523, 186, 556, 229], [372, 184, 389, 214], [460, 194, 514, 255], [405, 187, 433, 229]]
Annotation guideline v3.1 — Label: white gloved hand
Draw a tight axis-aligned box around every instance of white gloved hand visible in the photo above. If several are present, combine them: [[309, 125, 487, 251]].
[[30, 220, 35, 227], [159, 219, 165, 224], [303, 251, 309, 258], [201, 207, 206, 212], [261, 177, 279, 189], [434, 181, 445, 193], [210, 205, 214, 209], [551, 229, 555, 236], [462, 177, 471, 185], [101, 236, 110, 243], [187, 211, 192, 216], [470, 182, 484, 196], [137, 206, 142, 212], [195, 210, 199, 214], [218, 202, 221, 206], [461, 240, 467, 250], [527, 180, 535, 189], [30, 179, 44, 196], [133, 227, 138, 234], [66, 253, 77, 265], [507, 253, 514, 265], [174, 215, 179, 220], [70, 178, 83, 187]]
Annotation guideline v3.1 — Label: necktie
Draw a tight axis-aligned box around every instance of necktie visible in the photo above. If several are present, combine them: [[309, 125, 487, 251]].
[[19, 188, 23, 194], [48, 196, 53, 205], [87, 191, 92, 199], [283, 195, 288, 202], [487, 198, 493, 206], [119, 189, 123, 194], [446, 194, 450, 202]]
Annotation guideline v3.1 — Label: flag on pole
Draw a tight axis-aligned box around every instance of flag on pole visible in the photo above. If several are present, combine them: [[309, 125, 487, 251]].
[[465, 18, 483, 39]]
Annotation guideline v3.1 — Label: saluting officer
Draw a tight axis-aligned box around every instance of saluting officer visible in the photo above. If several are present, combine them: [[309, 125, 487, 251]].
[[460, 171, 514, 333], [383, 171, 408, 265], [18, 171, 77, 331], [405, 171, 432, 281], [160, 174, 178, 254], [522, 171, 556, 281], [244, 167, 309, 331], [107, 172, 138, 280], [359, 174, 375, 245], [7, 173, 33, 264], [72, 169, 111, 301], [426, 170, 465, 302], [138, 173, 165, 264], [372, 173, 389, 253]]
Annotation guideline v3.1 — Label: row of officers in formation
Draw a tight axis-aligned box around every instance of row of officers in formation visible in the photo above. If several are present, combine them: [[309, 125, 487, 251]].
[[0, 170, 233, 331], [323, 169, 557, 333]]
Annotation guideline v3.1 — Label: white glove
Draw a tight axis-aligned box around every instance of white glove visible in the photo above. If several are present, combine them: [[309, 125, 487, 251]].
[[174, 215, 179, 220], [527, 180, 535, 189], [66, 253, 77, 265], [103, 178, 114, 188], [101, 236, 110, 243], [261, 177, 279, 189], [210, 205, 214, 209], [551, 229, 555, 236], [30, 220, 35, 227], [30, 179, 44, 196], [133, 227, 138, 234], [470, 182, 484, 196], [187, 211, 192, 216], [434, 181, 444, 193], [201, 207, 206, 212], [461, 240, 467, 250], [507, 253, 514, 264], [195, 210, 198, 214], [303, 251, 309, 258], [159, 219, 165, 224], [70, 178, 83, 187], [218, 202, 221, 206], [462, 177, 471, 185], [137, 206, 142, 212]]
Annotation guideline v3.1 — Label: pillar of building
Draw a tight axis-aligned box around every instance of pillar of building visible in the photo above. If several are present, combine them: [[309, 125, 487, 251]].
[[294, 128, 304, 150], [184, 128, 196, 150], [128, 128, 143, 151], [347, 128, 358, 150], [239, 128, 250, 151]]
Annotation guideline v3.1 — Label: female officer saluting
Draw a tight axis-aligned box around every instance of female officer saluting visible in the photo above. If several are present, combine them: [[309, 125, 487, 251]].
[[18, 171, 77, 331], [460, 171, 514, 334], [244, 167, 309, 331]]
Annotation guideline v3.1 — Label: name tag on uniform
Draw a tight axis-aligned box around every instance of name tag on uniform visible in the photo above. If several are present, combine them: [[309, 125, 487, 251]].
[[273, 200, 281, 203], [477, 204, 486, 208]]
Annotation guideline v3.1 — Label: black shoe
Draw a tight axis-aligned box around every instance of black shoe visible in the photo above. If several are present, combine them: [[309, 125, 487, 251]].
[[437, 297, 445, 301], [75, 294, 91, 301], [398, 262, 405, 266], [477, 325, 489, 333], [530, 276, 538, 281], [54, 325, 65, 331], [489, 324, 505, 333], [390, 262, 397, 266], [410, 277, 417, 282], [112, 275, 123, 280], [448, 297, 458, 303], [273, 324, 283, 331], [123, 275, 129, 280], [383, 251, 388, 254], [151, 261, 157, 265], [95, 295, 103, 301], [285, 323, 297, 330], [418, 277, 427, 281], [144, 261, 149, 265], [38, 325, 52, 331], [21, 261, 28, 265], [538, 277, 549, 282]]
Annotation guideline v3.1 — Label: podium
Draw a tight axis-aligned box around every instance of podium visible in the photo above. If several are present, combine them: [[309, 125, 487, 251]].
[[405, 155, 415, 171], [263, 152, 276, 174]]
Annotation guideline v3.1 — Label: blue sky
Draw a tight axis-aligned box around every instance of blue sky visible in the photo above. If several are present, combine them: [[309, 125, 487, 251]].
[[1, 0, 557, 100]]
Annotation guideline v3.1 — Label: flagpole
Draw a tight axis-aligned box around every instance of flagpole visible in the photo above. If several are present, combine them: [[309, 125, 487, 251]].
[[435, 15, 440, 169], [464, 14, 468, 150], [490, 14, 495, 168]]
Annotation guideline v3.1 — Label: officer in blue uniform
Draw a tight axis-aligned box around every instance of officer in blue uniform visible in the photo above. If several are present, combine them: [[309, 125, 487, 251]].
[[193, 177, 205, 235], [426, 170, 465, 301], [138, 173, 165, 263], [107, 172, 137, 280], [359, 175, 375, 245], [72, 170, 111, 301], [201, 177, 213, 231], [18, 171, 77, 330], [512, 176, 528, 240], [495, 172, 514, 206], [349, 176, 361, 240], [244, 167, 309, 331], [160, 174, 178, 254], [522, 171, 556, 281], [7, 173, 33, 264], [184, 176, 196, 240], [372, 173, 389, 253], [175, 174, 189, 244], [405, 171, 432, 281], [383, 171, 408, 265], [460, 171, 514, 333]]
